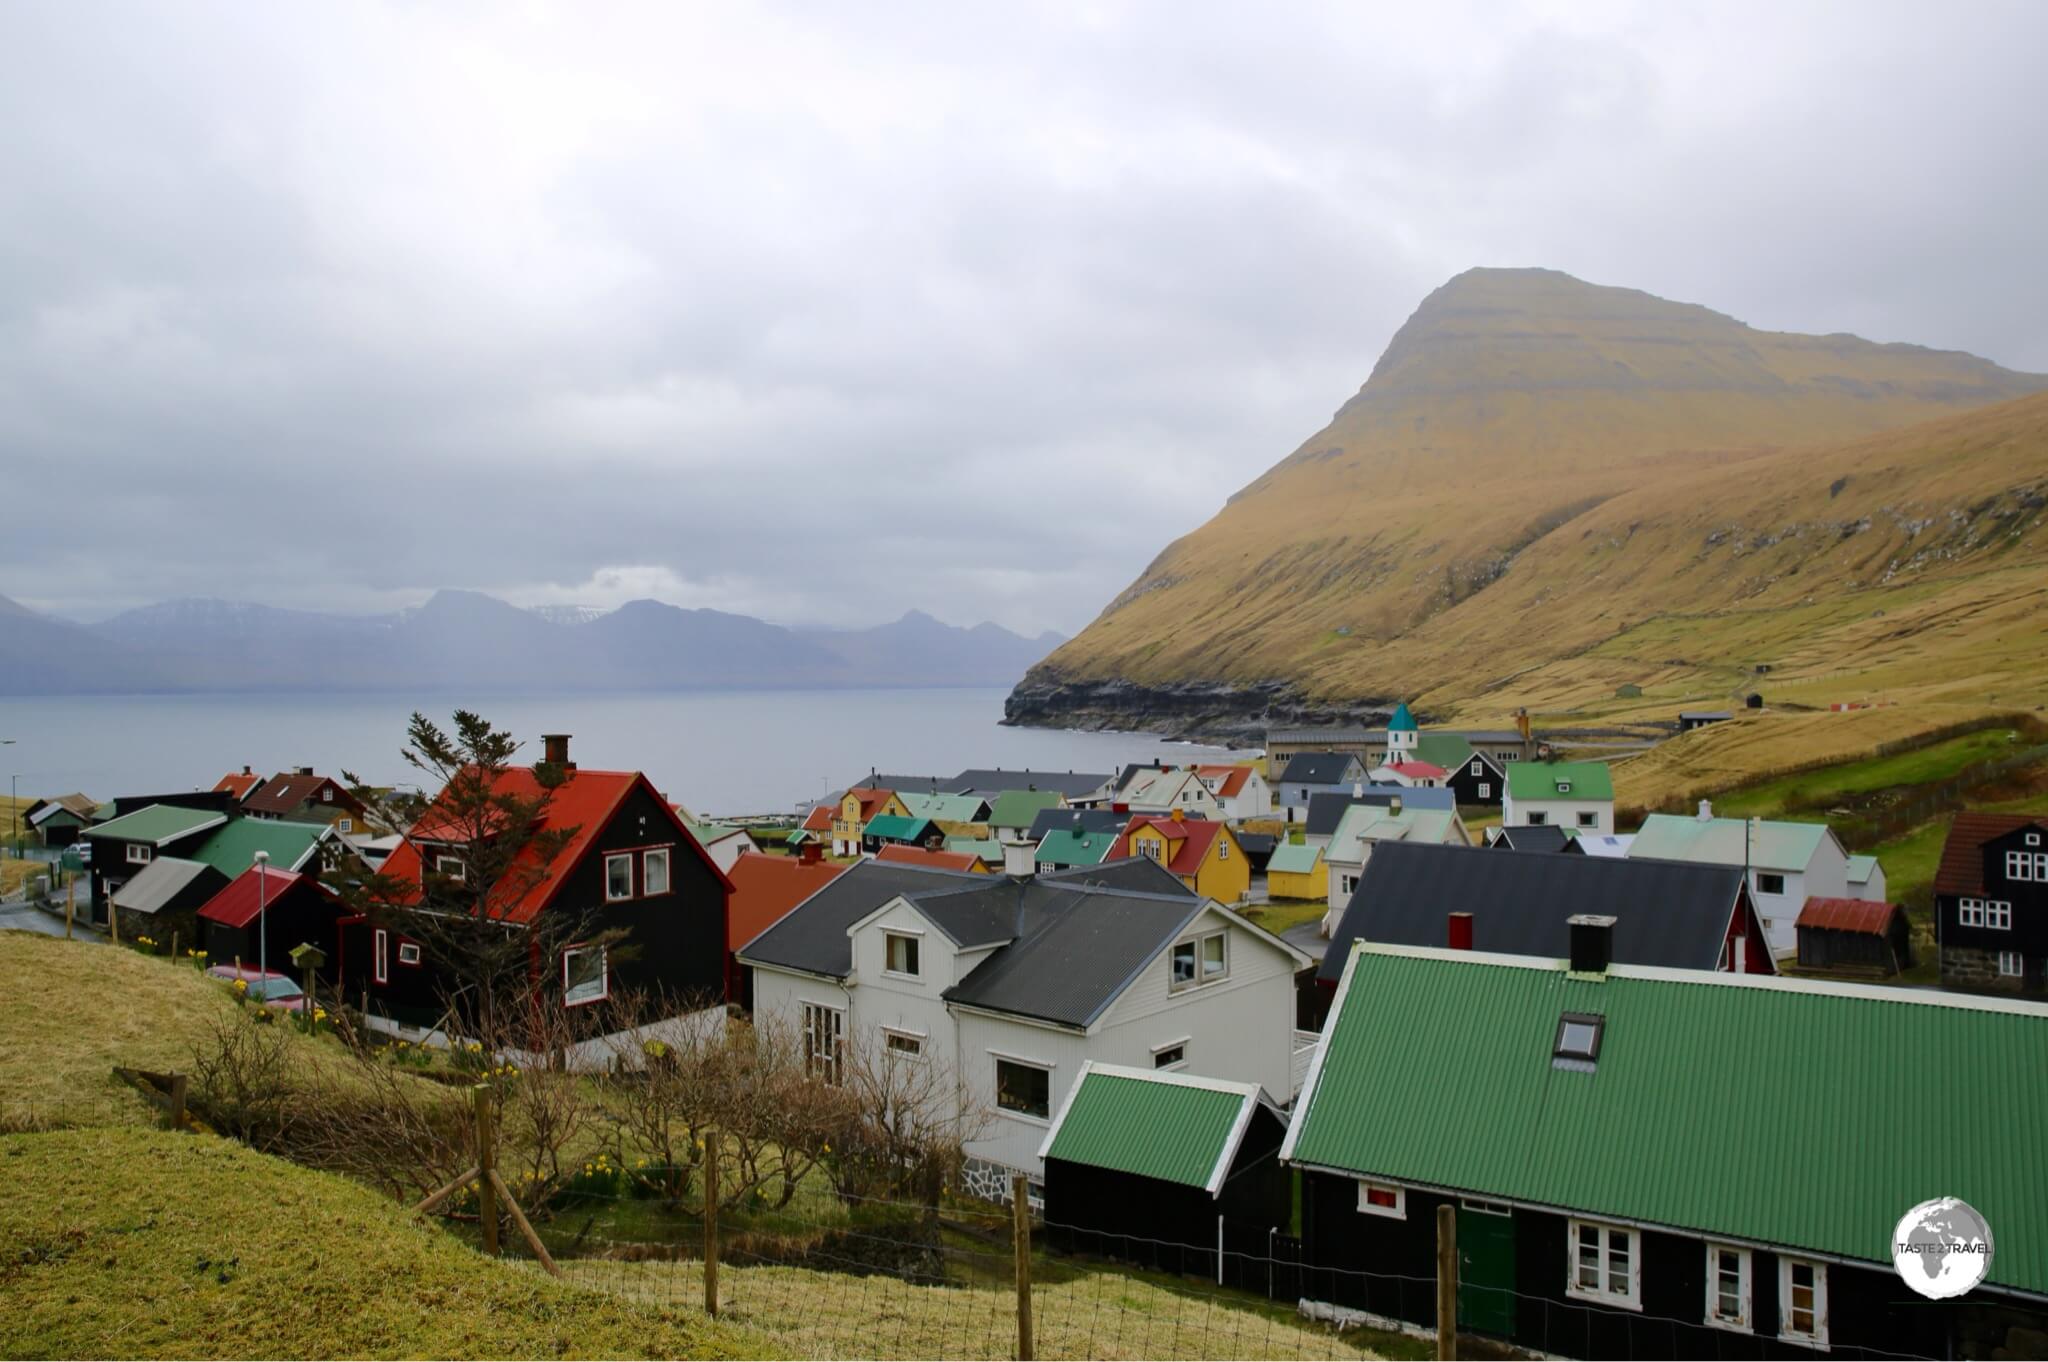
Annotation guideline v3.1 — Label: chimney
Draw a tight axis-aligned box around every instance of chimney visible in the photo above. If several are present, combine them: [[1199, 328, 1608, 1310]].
[[541, 733, 574, 770], [1447, 911, 1474, 951], [1568, 914, 1618, 976], [1353, 781, 1364, 798], [1515, 707, 1531, 742], [296, 765, 314, 777], [798, 843, 822, 866], [1170, 806, 1185, 822], [241, 764, 252, 776], [1697, 799, 1713, 823], [1389, 795, 1402, 816]]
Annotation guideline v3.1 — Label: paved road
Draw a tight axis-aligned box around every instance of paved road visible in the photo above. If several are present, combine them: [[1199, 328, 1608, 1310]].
[[0, 900, 101, 941], [1283, 920, 1327, 965]]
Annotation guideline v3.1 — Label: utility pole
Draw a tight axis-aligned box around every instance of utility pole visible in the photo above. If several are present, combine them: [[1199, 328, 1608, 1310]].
[[3, 740, 18, 859], [254, 850, 270, 993]]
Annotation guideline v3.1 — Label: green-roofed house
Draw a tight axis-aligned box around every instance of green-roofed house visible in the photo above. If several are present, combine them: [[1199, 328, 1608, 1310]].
[[898, 790, 992, 825], [188, 817, 337, 880], [858, 814, 942, 853], [1265, 837, 1328, 902], [682, 819, 757, 874], [83, 804, 232, 925], [1284, 935, 2048, 1355], [1409, 732, 1505, 808], [1503, 760, 1615, 836], [942, 835, 1006, 870], [1628, 806, 1860, 959], [1040, 1062, 1289, 1275], [1032, 826, 1117, 873], [989, 789, 1067, 874]]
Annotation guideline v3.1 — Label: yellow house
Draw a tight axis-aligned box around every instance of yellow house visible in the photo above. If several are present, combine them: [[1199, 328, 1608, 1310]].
[[1116, 810, 1251, 905], [1265, 838, 1328, 902], [832, 787, 908, 857]]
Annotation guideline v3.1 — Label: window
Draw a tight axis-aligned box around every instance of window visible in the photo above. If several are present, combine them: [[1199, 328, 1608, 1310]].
[[1498, 751, 1520, 762], [337, 817, 353, 834], [1778, 1257, 1826, 1347], [126, 844, 152, 865], [1036, 862, 1055, 875], [1471, 760, 1484, 776], [1218, 839, 1229, 860], [883, 1028, 924, 1058], [1171, 939, 1197, 987], [884, 931, 921, 977], [605, 853, 633, 901], [1356, 1181, 1405, 1219], [1528, 812, 1548, 826], [562, 944, 608, 1007], [2005, 850, 2048, 881], [1959, 897, 2013, 929], [2032, 833, 2044, 847], [1171, 930, 1227, 990], [1478, 783, 1491, 799], [1138, 839, 1162, 861], [1567, 1221, 1639, 1308], [1152, 1041, 1186, 1070], [396, 941, 422, 967], [1999, 951, 2023, 978], [1704, 1244, 1751, 1332], [321, 786, 333, 802], [373, 928, 390, 985], [1553, 1012, 1604, 1072], [1461, 1198, 1512, 1216], [1756, 872, 1786, 895], [994, 1057, 1051, 1119], [643, 848, 670, 895], [1557, 780, 1572, 794], [1203, 932, 1227, 981], [435, 855, 464, 882], [802, 1003, 844, 1083], [1577, 811, 1598, 828]]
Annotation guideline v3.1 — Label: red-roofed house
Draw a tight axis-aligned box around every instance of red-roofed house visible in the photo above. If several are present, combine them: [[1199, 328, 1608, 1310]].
[[1113, 810, 1250, 904], [197, 864, 347, 985], [1934, 812, 2048, 994], [1194, 763, 1273, 819], [724, 852, 846, 1006], [1378, 760, 1447, 789], [347, 734, 734, 1032], [874, 844, 987, 874], [243, 768, 371, 835], [213, 767, 264, 802], [832, 787, 907, 858], [1794, 896, 1914, 975]]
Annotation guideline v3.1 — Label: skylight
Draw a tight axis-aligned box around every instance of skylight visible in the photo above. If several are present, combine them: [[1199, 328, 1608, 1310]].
[[1553, 1012, 1604, 1072]]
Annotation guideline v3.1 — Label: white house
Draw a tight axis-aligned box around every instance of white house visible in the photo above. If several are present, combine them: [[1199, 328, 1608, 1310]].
[[1193, 764, 1273, 820], [738, 857, 1312, 1202], [1117, 766, 1224, 820], [1627, 802, 1859, 959], [1501, 760, 1615, 836], [1320, 800, 1471, 933]]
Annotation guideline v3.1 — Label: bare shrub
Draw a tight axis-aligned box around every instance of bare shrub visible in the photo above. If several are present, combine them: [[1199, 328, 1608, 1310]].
[[189, 1014, 298, 1149]]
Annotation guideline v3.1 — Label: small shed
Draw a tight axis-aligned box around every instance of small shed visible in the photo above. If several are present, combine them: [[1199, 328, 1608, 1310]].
[[1040, 1063, 1289, 1277], [1235, 832, 1277, 873], [1795, 897, 1914, 975], [109, 857, 228, 949], [859, 815, 942, 852], [1265, 839, 1328, 901], [197, 865, 347, 985], [1677, 709, 1732, 732]]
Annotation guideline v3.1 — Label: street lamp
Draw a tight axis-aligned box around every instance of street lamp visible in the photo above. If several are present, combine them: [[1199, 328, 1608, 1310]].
[[3, 739, 17, 859], [254, 849, 271, 996]]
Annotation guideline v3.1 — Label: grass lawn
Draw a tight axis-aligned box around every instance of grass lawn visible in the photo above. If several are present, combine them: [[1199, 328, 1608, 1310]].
[[0, 1127, 774, 1360], [0, 858, 74, 897], [1245, 898, 1327, 936], [1705, 727, 2032, 819]]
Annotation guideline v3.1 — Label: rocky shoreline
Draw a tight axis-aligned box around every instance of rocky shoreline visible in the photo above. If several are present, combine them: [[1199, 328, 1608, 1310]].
[[1001, 673, 1391, 747]]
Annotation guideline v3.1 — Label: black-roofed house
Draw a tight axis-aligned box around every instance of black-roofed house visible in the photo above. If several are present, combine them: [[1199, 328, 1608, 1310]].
[[1040, 1062, 1291, 1279], [1302, 787, 1455, 849], [737, 857, 1313, 1204], [1312, 842, 1772, 1021], [948, 769, 1116, 808], [1277, 754, 1368, 820], [1488, 824, 1580, 855]]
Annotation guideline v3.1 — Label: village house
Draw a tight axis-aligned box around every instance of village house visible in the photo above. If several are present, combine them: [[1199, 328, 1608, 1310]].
[[1265, 706, 1536, 770], [873, 844, 988, 874], [1284, 937, 2048, 1358], [896, 790, 992, 826], [942, 834, 1007, 871], [1194, 763, 1273, 820], [81, 796, 236, 925], [1117, 766, 1224, 819], [97, 812, 344, 944], [197, 862, 349, 987], [1114, 810, 1251, 905], [1302, 787, 1454, 850], [21, 792, 97, 848], [1488, 824, 1579, 854], [1264, 836, 1328, 902], [1932, 812, 2048, 994], [858, 814, 944, 854], [989, 788, 1067, 874], [1031, 824, 1120, 873], [1275, 753, 1369, 819], [212, 766, 264, 802], [1320, 799, 1470, 928], [242, 768, 372, 836], [739, 857, 1311, 1201], [723, 848, 845, 1007], [1408, 733, 1505, 807], [674, 813, 756, 874], [831, 786, 908, 858], [1628, 804, 1861, 959], [1502, 760, 1615, 835], [947, 769, 1115, 808], [1794, 897, 1914, 975], [352, 735, 733, 1037]]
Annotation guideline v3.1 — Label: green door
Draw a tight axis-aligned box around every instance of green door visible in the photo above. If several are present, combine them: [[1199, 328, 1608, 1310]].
[[1457, 1206, 1517, 1337]]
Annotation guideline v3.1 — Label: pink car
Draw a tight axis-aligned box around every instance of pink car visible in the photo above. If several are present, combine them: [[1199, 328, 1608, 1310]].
[[205, 964, 309, 1012]]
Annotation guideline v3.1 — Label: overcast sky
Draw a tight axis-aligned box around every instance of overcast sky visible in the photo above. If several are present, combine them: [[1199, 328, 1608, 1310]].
[[4, 1, 2045, 634]]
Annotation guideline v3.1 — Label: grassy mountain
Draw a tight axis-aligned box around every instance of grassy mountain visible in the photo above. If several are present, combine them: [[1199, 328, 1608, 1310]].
[[1009, 268, 2048, 736]]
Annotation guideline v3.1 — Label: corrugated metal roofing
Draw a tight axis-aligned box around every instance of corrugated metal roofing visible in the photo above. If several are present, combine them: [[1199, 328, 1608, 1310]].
[[1043, 1065, 1258, 1191], [1505, 761, 1613, 802], [1325, 805, 1461, 867], [1846, 853, 1880, 884], [988, 789, 1065, 830], [196, 865, 313, 929], [860, 814, 936, 844], [1034, 828, 1115, 866], [85, 805, 228, 846], [110, 857, 220, 913], [189, 818, 330, 877], [1266, 841, 1323, 875], [1629, 813, 1832, 873], [1289, 945, 2048, 1296], [896, 791, 989, 824], [1796, 897, 1901, 935], [1278, 753, 1362, 786]]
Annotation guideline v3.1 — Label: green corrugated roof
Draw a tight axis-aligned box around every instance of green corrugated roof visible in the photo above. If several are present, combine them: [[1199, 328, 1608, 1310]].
[[943, 836, 1004, 863], [1628, 814, 1830, 872], [188, 818, 328, 876], [1289, 946, 2048, 1294], [685, 820, 745, 844], [1411, 732, 1476, 771], [1846, 853, 1879, 882], [1326, 805, 1460, 864], [1504, 760, 1613, 802], [898, 791, 988, 824], [1034, 828, 1114, 866], [988, 789, 1064, 830], [861, 814, 935, 843], [85, 804, 227, 846], [1266, 840, 1323, 875], [1044, 1066, 1256, 1192]]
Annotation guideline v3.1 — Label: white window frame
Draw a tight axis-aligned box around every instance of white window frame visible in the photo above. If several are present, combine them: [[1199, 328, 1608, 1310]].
[[1169, 928, 1228, 992], [1461, 1198, 1512, 1216], [992, 1053, 1053, 1122], [883, 929, 923, 979], [396, 941, 422, 968], [435, 854, 464, 882], [1138, 838, 1162, 862], [881, 1026, 925, 1059], [1557, 780, 1573, 794], [1528, 811, 1548, 826], [1151, 1037, 1189, 1071], [1566, 1219, 1641, 1310], [1998, 950, 2023, 977], [643, 847, 671, 896], [1960, 897, 1982, 927], [1577, 811, 1598, 828], [337, 817, 353, 834], [1218, 838, 1229, 860], [1478, 783, 1491, 799], [373, 928, 390, 985], [1470, 761, 1484, 776], [562, 943, 609, 1008], [321, 786, 333, 802], [1356, 1180, 1406, 1220], [1777, 1256, 1828, 1349], [126, 844, 153, 865], [604, 853, 634, 901], [1703, 1243, 1752, 1333], [1987, 900, 2013, 930], [802, 1002, 844, 1084]]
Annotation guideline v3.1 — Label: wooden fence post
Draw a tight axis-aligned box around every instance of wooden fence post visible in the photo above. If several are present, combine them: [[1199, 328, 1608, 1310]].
[[167, 1072, 188, 1132], [64, 876, 73, 939], [170, 930, 179, 962], [1012, 1173, 1034, 1362], [474, 1085, 499, 1257], [703, 1127, 720, 1315], [1436, 1202, 1457, 1361]]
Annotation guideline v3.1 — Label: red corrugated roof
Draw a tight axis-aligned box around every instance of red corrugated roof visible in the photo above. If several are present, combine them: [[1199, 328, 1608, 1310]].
[[726, 853, 845, 953], [381, 765, 731, 925], [214, 771, 263, 800], [875, 845, 981, 872], [1197, 765, 1252, 798], [1935, 812, 2048, 897], [845, 787, 894, 820], [243, 772, 362, 817], [1386, 761, 1447, 779], [801, 803, 836, 833], [1116, 814, 1224, 877], [197, 865, 320, 928], [1795, 896, 1901, 935]]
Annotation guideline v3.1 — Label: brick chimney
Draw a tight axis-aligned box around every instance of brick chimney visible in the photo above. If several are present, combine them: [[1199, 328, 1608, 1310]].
[[1169, 806, 1185, 822], [296, 765, 314, 777], [1448, 911, 1474, 950], [541, 733, 574, 770], [798, 842, 822, 866], [1569, 913, 1618, 976]]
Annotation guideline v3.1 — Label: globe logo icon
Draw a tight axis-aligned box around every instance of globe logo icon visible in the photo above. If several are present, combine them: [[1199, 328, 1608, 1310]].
[[1892, 1198, 1994, 1300]]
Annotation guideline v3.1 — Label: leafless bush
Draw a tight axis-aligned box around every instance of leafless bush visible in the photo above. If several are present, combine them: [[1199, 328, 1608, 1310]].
[[189, 1014, 298, 1149], [826, 1034, 987, 1223]]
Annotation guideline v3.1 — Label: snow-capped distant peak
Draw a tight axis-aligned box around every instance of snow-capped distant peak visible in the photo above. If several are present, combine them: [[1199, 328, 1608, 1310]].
[[527, 604, 610, 626]]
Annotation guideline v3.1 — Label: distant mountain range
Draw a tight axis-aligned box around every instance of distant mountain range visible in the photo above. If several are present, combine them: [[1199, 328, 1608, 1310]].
[[0, 590, 1064, 695]]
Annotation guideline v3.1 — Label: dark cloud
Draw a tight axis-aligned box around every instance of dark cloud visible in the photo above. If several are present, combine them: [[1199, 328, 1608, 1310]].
[[2, 0, 2044, 630]]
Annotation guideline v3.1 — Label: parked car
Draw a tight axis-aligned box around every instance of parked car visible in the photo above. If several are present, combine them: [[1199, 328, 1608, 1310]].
[[204, 964, 307, 1012]]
